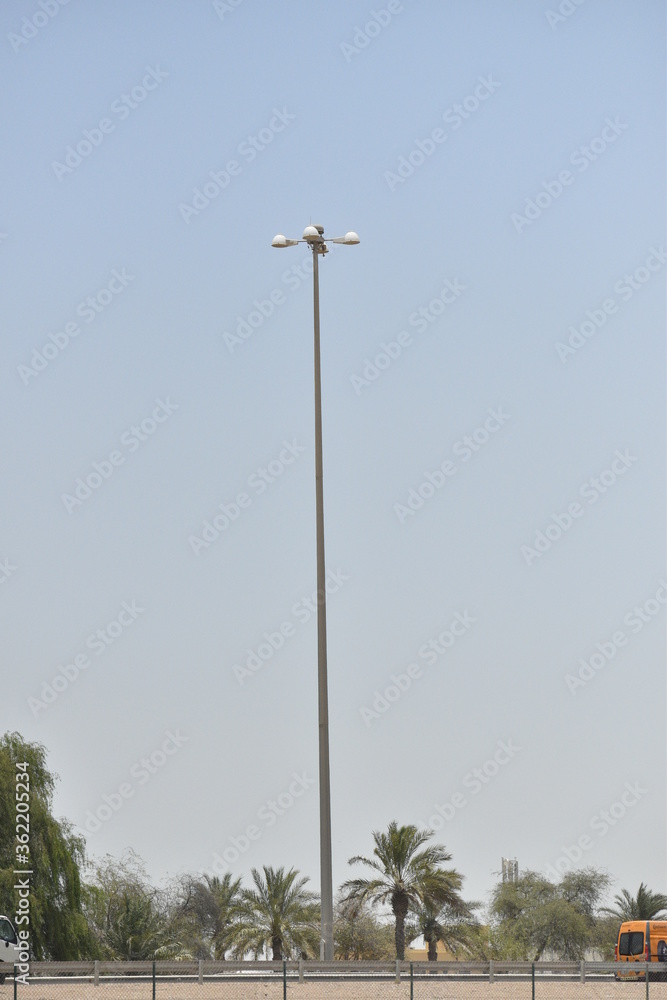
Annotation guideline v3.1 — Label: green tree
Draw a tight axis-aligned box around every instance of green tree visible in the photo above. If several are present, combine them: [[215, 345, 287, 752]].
[[417, 900, 482, 960], [84, 851, 180, 959], [489, 868, 611, 960], [174, 872, 243, 959], [234, 866, 320, 960], [342, 821, 465, 960], [0, 732, 91, 959], [334, 895, 395, 959], [446, 921, 509, 961], [601, 883, 667, 921], [588, 914, 621, 960]]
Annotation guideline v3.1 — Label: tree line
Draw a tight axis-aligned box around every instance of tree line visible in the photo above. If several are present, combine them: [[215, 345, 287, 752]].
[[2, 733, 665, 962]]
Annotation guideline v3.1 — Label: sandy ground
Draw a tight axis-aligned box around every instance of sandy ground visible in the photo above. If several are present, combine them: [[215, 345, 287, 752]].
[[3, 980, 666, 1000]]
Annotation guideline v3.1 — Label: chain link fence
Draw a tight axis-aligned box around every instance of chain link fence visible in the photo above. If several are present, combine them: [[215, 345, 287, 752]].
[[3, 960, 667, 999]]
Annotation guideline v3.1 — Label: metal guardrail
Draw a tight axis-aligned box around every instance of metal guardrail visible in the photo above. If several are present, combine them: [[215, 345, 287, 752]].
[[5, 958, 664, 979]]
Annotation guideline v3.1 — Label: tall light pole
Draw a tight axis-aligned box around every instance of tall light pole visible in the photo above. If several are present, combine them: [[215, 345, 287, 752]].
[[271, 225, 360, 960]]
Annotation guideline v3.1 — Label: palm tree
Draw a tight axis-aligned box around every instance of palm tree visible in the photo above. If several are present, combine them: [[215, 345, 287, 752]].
[[103, 889, 177, 959], [342, 821, 465, 960], [234, 866, 320, 960], [601, 883, 667, 921], [177, 872, 243, 959], [418, 900, 482, 960]]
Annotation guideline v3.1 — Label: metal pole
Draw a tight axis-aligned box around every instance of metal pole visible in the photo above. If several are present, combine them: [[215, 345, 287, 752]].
[[312, 245, 334, 961]]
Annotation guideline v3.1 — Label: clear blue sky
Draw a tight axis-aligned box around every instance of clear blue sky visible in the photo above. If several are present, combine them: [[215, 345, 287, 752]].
[[3, 0, 665, 918]]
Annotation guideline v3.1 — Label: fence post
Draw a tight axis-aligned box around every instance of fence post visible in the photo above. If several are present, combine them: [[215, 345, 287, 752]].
[[94, 960, 99, 986], [395, 959, 401, 984], [580, 960, 585, 983], [488, 959, 494, 983], [13, 965, 17, 1000], [283, 959, 287, 1000], [152, 960, 156, 1000], [532, 962, 536, 1000], [298, 959, 304, 983], [646, 961, 650, 1000], [198, 959, 203, 985], [410, 962, 413, 1000]]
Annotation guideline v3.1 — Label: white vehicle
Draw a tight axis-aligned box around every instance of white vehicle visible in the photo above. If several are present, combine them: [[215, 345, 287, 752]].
[[0, 916, 21, 983]]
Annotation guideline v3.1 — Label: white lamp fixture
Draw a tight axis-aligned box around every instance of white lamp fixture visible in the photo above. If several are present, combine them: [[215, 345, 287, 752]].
[[270, 235, 299, 248], [271, 225, 360, 253], [331, 232, 360, 245]]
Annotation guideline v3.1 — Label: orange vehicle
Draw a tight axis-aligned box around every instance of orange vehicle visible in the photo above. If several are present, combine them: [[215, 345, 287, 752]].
[[615, 920, 667, 980]]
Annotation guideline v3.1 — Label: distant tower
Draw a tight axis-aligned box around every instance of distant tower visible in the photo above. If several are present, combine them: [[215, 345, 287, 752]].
[[501, 857, 519, 882]]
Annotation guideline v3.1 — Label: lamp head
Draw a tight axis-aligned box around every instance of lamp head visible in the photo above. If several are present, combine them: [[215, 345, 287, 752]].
[[331, 231, 360, 245], [271, 235, 299, 248]]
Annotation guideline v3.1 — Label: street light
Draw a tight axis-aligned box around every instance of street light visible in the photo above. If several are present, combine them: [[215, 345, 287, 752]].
[[271, 224, 360, 960]]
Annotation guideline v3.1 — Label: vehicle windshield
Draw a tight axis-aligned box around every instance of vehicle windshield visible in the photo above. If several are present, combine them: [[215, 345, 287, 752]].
[[0, 918, 16, 944], [619, 931, 644, 956]]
